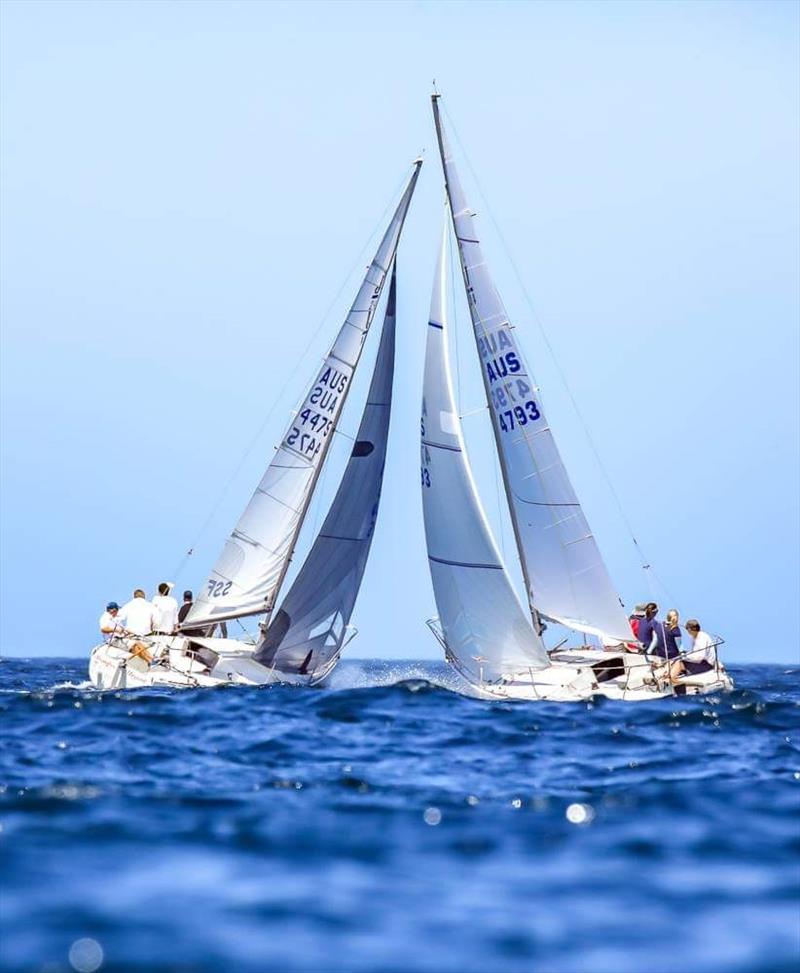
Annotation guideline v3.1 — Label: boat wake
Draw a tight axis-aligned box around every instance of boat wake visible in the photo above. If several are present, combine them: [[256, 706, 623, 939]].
[[48, 679, 95, 692], [322, 659, 466, 694]]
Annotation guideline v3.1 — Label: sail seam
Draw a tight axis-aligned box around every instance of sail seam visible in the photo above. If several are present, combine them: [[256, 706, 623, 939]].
[[422, 439, 461, 453], [516, 499, 581, 508], [317, 533, 365, 543], [428, 554, 502, 570], [254, 487, 303, 514]]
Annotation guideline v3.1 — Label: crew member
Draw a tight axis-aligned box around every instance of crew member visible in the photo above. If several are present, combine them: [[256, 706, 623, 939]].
[[664, 609, 682, 659], [99, 602, 124, 641], [177, 590, 193, 625], [679, 620, 718, 676], [638, 603, 667, 657], [153, 581, 179, 635], [628, 604, 647, 646], [118, 589, 156, 663]]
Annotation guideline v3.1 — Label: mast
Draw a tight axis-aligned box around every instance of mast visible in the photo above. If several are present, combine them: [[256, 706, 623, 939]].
[[184, 160, 422, 629]]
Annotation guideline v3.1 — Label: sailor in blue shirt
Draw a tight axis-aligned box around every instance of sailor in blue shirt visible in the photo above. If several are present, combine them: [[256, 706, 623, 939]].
[[638, 603, 668, 657]]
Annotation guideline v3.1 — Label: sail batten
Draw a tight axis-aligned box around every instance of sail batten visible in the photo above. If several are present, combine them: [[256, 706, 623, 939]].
[[184, 163, 421, 629], [421, 216, 550, 681], [432, 97, 631, 644]]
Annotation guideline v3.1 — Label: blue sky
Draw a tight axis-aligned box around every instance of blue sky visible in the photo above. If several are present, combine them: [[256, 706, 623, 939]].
[[1, 0, 798, 663]]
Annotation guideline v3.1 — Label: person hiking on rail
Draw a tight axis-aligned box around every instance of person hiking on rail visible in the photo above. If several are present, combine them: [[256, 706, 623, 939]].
[[677, 620, 718, 677]]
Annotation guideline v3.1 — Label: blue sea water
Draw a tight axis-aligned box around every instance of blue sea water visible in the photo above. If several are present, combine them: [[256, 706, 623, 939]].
[[0, 659, 798, 973]]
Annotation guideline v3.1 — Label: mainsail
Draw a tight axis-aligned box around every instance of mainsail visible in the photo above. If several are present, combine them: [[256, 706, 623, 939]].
[[254, 265, 398, 676], [431, 96, 631, 643], [185, 161, 421, 628], [421, 218, 550, 681]]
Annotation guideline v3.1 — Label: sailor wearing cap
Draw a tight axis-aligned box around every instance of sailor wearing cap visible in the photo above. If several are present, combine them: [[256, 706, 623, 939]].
[[177, 590, 193, 626], [152, 581, 179, 635], [99, 602, 124, 641]]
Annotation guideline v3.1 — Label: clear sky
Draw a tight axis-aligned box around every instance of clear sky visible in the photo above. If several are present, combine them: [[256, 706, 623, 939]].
[[1, 0, 798, 663]]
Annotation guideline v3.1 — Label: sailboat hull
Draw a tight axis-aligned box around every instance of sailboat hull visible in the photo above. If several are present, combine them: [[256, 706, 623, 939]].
[[437, 639, 734, 702], [458, 662, 599, 702], [88, 636, 315, 690]]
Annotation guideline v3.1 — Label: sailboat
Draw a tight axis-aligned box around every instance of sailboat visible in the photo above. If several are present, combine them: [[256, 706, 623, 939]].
[[423, 94, 733, 700], [88, 160, 421, 690]]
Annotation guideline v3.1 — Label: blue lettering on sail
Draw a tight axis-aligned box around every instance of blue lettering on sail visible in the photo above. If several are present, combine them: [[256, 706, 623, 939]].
[[284, 363, 351, 452], [496, 399, 541, 433], [486, 353, 521, 384], [477, 330, 512, 360], [319, 367, 348, 394]]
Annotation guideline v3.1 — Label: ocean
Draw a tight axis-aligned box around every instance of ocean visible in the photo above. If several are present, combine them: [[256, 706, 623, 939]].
[[1, 658, 798, 973]]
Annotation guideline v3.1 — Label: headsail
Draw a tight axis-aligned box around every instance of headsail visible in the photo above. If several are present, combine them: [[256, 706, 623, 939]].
[[431, 96, 631, 643], [421, 218, 550, 681], [254, 264, 398, 676], [185, 161, 422, 628]]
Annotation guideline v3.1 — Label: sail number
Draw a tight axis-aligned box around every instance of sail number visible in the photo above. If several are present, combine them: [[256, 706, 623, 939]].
[[286, 428, 323, 458], [283, 365, 349, 459], [420, 434, 432, 488], [497, 400, 541, 432], [208, 580, 233, 598]]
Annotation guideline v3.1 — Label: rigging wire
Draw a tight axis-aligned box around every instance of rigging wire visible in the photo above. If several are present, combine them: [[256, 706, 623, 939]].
[[170, 167, 414, 582], [440, 102, 678, 607]]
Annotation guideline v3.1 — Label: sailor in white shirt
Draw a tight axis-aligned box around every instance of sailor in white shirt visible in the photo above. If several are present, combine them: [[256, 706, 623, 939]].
[[152, 581, 179, 635], [680, 619, 718, 676], [119, 590, 158, 637], [99, 602, 124, 641]]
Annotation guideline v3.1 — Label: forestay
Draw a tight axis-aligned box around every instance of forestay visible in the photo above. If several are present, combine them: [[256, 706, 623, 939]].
[[185, 161, 422, 628], [255, 265, 399, 676], [421, 218, 550, 682], [431, 97, 631, 643]]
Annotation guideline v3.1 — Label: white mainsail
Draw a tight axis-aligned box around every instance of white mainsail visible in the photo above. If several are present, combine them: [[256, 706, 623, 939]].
[[185, 161, 422, 628], [254, 264, 399, 676], [421, 218, 550, 682], [431, 96, 631, 643]]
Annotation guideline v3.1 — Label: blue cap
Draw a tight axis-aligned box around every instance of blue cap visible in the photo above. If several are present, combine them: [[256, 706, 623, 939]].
[[106, 601, 119, 611]]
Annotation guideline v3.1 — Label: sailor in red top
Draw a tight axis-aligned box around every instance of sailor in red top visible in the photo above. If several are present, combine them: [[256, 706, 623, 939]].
[[627, 604, 647, 651]]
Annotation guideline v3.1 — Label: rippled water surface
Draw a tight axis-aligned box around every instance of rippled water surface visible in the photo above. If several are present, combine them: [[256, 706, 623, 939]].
[[1, 658, 798, 973]]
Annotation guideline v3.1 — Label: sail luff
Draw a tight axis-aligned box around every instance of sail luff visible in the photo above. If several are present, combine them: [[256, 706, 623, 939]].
[[184, 160, 421, 629], [431, 95, 631, 643]]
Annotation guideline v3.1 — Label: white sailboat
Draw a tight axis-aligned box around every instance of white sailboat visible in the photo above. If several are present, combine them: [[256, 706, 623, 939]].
[[425, 94, 732, 700], [89, 161, 421, 690]]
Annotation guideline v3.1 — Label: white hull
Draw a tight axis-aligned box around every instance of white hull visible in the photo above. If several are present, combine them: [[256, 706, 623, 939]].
[[456, 648, 734, 702], [461, 662, 598, 702], [88, 636, 318, 690]]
